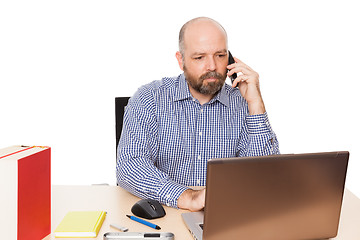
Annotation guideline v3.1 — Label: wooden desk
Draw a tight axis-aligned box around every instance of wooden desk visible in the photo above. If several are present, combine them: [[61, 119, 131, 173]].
[[43, 185, 360, 240], [43, 185, 192, 240]]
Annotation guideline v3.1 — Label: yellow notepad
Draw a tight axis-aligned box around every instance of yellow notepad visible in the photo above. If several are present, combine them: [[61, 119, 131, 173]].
[[54, 211, 106, 238]]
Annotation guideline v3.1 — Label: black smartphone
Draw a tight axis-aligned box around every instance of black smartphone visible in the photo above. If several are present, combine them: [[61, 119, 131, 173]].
[[228, 51, 237, 83]]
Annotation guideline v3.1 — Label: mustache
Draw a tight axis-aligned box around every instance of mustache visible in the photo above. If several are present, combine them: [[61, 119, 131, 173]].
[[199, 71, 225, 81]]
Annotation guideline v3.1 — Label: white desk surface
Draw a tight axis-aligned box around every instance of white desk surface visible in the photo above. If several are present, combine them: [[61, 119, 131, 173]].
[[43, 185, 360, 240]]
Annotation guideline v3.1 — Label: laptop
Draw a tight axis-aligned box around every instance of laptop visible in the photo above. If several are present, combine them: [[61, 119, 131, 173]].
[[182, 151, 349, 240]]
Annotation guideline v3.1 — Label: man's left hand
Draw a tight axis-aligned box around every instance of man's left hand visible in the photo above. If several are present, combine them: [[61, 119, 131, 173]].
[[227, 57, 266, 115]]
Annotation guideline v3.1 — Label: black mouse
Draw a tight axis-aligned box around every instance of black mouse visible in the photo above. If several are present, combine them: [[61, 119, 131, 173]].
[[131, 198, 166, 219]]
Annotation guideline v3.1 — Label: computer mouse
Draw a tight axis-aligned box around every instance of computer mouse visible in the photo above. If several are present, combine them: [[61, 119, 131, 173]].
[[131, 198, 166, 219]]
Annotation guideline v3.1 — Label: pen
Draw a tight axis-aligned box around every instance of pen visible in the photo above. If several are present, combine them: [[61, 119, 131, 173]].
[[126, 215, 161, 230], [110, 223, 129, 232]]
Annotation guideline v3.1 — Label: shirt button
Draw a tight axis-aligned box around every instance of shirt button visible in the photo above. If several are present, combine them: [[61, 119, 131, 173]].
[[199, 132, 202, 136], [198, 155, 201, 160], [166, 194, 170, 199], [197, 179, 201, 185], [200, 109, 204, 113]]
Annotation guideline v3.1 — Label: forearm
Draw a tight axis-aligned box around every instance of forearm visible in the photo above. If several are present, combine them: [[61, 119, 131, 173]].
[[248, 98, 266, 116], [116, 151, 189, 208]]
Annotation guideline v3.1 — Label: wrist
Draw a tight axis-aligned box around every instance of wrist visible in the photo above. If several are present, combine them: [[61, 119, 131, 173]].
[[177, 188, 206, 211], [177, 189, 192, 209]]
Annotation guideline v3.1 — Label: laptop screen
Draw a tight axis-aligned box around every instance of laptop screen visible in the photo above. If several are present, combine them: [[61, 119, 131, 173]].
[[202, 152, 349, 240]]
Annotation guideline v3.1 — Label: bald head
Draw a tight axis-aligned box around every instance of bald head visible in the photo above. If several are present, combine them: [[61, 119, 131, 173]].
[[178, 17, 228, 56], [175, 17, 229, 99]]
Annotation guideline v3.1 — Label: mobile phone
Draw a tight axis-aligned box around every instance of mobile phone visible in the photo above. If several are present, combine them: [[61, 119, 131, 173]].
[[228, 51, 237, 83], [103, 232, 174, 240]]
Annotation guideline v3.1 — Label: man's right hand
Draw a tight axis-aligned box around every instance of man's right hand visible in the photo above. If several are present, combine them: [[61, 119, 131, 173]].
[[177, 188, 206, 211]]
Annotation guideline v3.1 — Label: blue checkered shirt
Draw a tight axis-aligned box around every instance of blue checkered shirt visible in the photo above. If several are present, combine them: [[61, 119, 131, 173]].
[[116, 73, 279, 208]]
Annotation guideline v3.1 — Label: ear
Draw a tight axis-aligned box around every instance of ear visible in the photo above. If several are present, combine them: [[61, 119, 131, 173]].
[[175, 51, 184, 71]]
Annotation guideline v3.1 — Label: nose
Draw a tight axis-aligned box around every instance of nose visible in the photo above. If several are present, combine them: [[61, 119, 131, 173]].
[[206, 56, 216, 72]]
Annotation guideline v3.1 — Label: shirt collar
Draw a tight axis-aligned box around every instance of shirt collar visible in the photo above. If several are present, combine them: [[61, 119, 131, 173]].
[[211, 84, 230, 107], [173, 73, 193, 102], [174, 73, 230, 107]]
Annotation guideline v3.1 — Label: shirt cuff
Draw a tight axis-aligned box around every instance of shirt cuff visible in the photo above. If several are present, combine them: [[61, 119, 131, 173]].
[[158, 180, 189, 208], [246, 112, 273, 135]]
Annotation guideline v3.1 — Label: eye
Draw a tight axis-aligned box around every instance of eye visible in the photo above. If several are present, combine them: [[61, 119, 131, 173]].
[[217, 54, 226, 58], [194, 56, 203, 60]]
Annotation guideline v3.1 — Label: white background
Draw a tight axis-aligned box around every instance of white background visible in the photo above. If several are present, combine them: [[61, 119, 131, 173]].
[[1, 1, 359, 197]]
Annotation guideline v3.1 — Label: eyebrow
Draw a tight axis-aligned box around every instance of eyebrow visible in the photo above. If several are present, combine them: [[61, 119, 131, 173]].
[[191, 49, 227, 56]]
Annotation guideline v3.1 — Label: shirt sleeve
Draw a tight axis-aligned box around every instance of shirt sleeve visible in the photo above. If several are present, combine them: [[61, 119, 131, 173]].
[[116, 88, 189, 208], [238, 112, 280, 156]]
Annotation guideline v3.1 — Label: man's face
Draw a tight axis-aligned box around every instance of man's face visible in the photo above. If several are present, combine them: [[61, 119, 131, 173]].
[[183, 56, 227, 95], [178, 20, 229, 96]]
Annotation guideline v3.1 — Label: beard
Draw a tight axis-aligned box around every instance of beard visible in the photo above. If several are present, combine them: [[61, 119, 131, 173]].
[[183, 65, 227, 96]]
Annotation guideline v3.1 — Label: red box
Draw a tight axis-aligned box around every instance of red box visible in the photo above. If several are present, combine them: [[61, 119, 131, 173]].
[[0, 146, 51, 240]]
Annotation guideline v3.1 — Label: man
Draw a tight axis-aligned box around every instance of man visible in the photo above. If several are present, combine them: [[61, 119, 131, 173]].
[[116, 17, 279, 211]]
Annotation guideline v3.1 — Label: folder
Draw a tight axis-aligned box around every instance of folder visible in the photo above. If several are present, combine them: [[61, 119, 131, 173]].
[[54, 211, 106, 238], [0, 145, 51, 240]]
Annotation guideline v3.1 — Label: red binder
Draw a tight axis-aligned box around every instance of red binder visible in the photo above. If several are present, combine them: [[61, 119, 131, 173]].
[[0, 146, 51, 240]]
